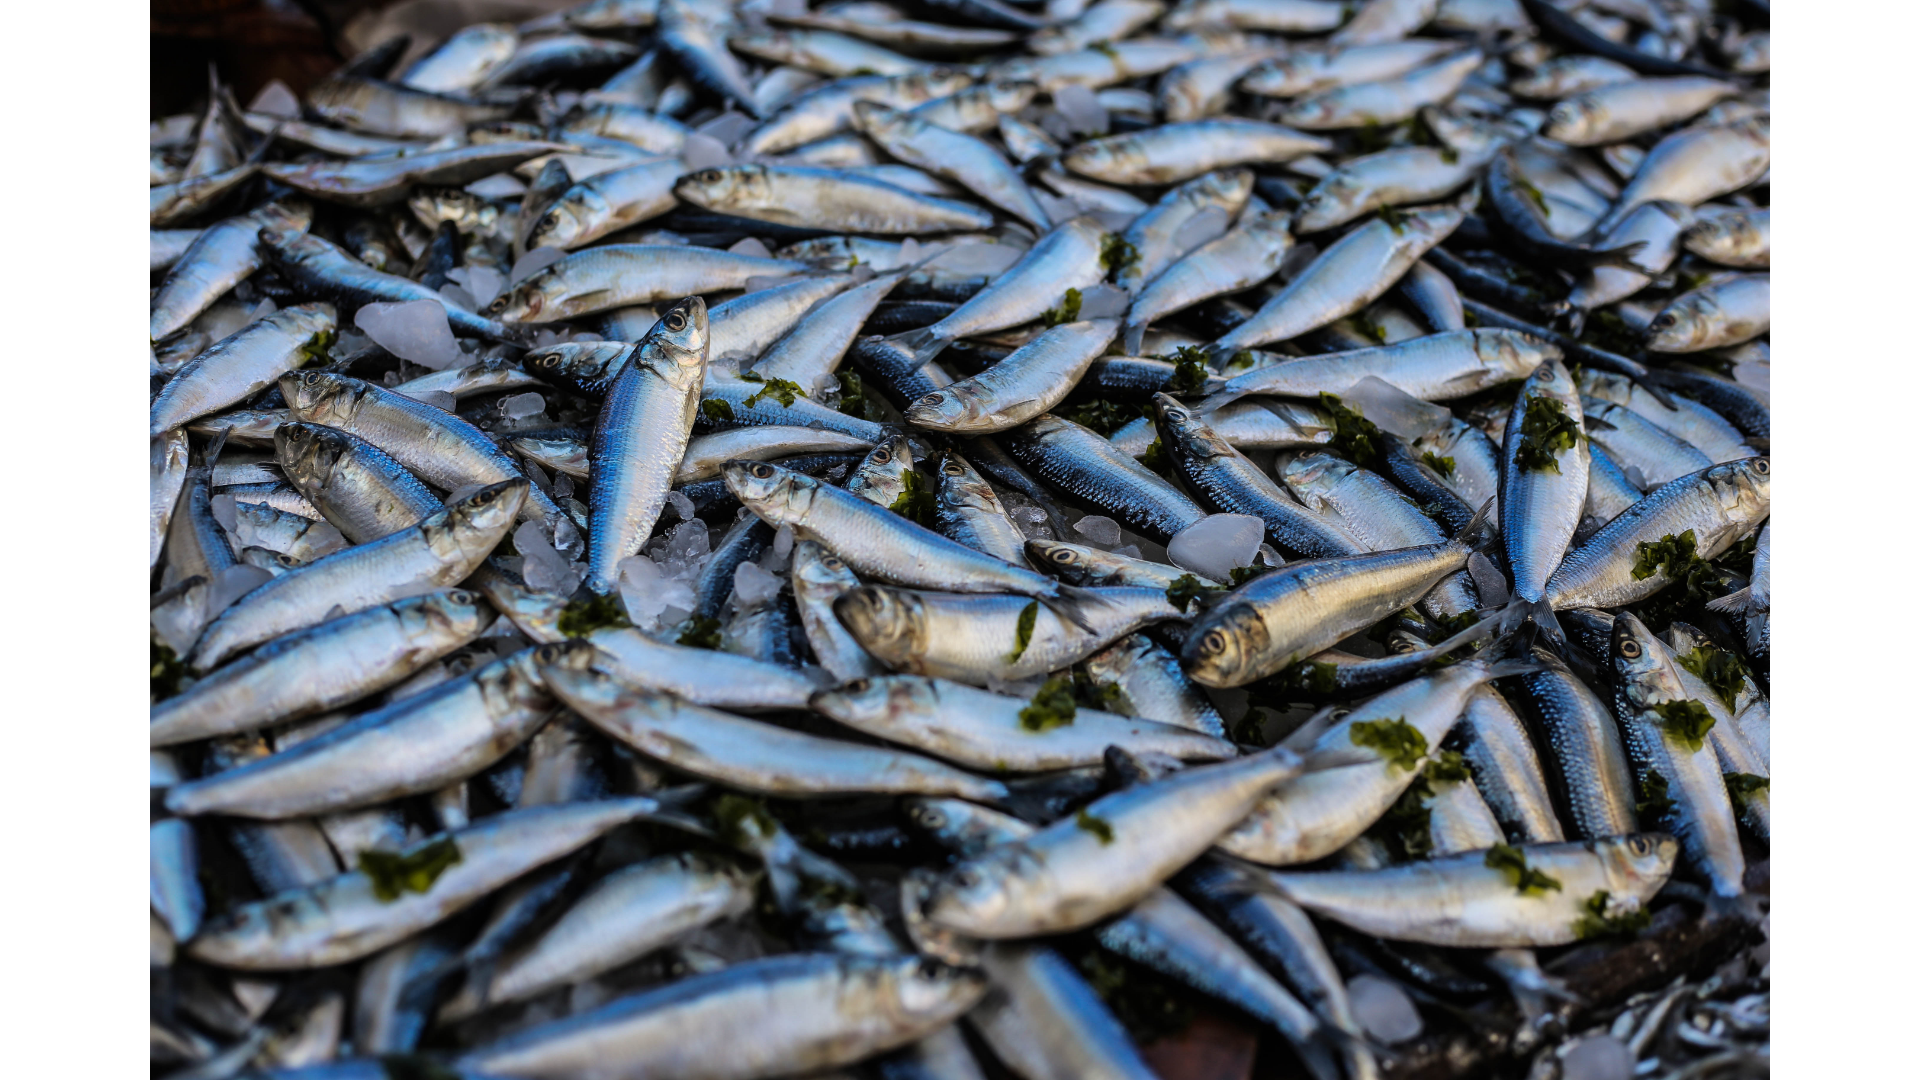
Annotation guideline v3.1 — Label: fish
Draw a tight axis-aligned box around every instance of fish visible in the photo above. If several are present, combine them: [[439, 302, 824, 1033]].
[[1064, 119, 1332, 186], [1002, 414, 1208, 542], [1123, 210, 1293, 354], [750, 268, 910, 394], [1590, 116, 1770, 236], [744, 69, 976, 155], [151, 200, 313, 341], [305, 75, 516, 138], [1683, 206, 1769, 268], [1546, 457, 1768, 610], [1497, 355, 1589, 637], [675, 163, 997, 235], [1644, 273, 1769, 353], [1507, 644, 1641, 841], [855, 102, 1051, 231], [150, 304, 336, 435], [526, 159, 684, 250], [264, 142, 564, 209], [489, 244, 812, 322], [274, 421, 445, 544], [1280, 48, 1486, 129], [261, 229, 521, 342], [906, 319, 1120, 435], [890, 216, 1111, 366]]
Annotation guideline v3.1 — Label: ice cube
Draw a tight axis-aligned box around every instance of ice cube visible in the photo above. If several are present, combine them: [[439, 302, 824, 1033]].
[[510, 246, 567, 284], [553, 515, 584, 559], [464, 266, 507, 306], [503, 392, 548, 420], [728, 236, 773, 259], [697, 110, 758, 147], [1167, 514, 1263, 582], [412, 391, 459, 414], [355, 300, 465, 370], [1095, 88, 1154, 115], [1172, 206, 1231, 255], [1111, 543, 1141, 560], [1733, 360, 1770, 393], [618, 556, 673, 630], [439, 283, 480, 311], [681, 132, 734, 170], [209, 493, 239, 532], [1051, 84, 1109, 135], [1009, 505, 1052, 541], [516, 521, 580, 595], [1337, 375, 1453, 440], [465, 173, 527, 199], [664, 491, 696, 522], [248, 80, 301, 119], [1076, 283, 1130, 319], [1073, 515, 1123, 549], [733, 561, 783, 606], [1559, 1035, 1634, 1080], [248, 298, 278, 322], [205, 565, 275, 621], [1468, 553, 1509, 607], [1348, 975, 1423, 1044]]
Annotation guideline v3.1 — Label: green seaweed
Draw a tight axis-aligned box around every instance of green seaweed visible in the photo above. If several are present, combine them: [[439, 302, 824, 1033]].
[[1006, 601, 1039, 663], [701, 398, 736, 423], [1421, 451, 1456, 478], [1226, 349, 1258, 371], [1723, 772, 1769, 803], [1426, 749, 1473, 786], [1138, 436, 1170, 473], [1651, 698, 1715, 752], [1571, 890, 1652, 940], [1513, 394, 1583, 473], [1075, 808, 1114, 844], [297, 328, 337, 367], [1677, 644, 1747, 713], [1350, 717, 1427, 772], [1101, 233, 1141, 279], [379, 1055, 464, 1080], [1636, 768, 1675, 820], [740, 372, 807, 408], [1318, 392, 1383, 467], [836, 371, 887, 422], [1071, 947, 1195, 1043], [1631, 529, 1702, 582], [1277, 659, 1341, 696], [1043, 287, 1084, 327], [1019, 676, 1078, 732], [1512, 175, 1552, 219], [1485, 842, 1562, 896], [1061, 397, 1146, 436], [712, 793, 780, 846], [1229, 565, 1264, 586], [676, 614, 723, 650], [1164, 574, 1219, 614], [1166, 347, 1211, 395], [359, 837, 463, 902], [152, 639, 190, 702], [556, 593, 631, 637], [887, 469, 937, 527]]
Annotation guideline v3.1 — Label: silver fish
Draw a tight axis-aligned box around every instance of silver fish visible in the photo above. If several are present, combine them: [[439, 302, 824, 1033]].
[[1547, 457, 1768, 610], [1498, 355, 1588, 632], [930, 450, 1029, 566], [1083, 633, 1227, 737], [1295, 144, 1495, 233], [1123, 210, 1292, 354], [1683, 206, 1768, 268], [745, 69, 976, 155], [791, 540, 889, 682], [1280, 49, 1485, 129], [275, 422, 444, 544], [400, 22, 519, 92], [750, 269, 909, 394], [891, 216, 1112, 366], [855, 101, 1050, 230], [675, 163, 996, 235], [264, 142, 563, 209], [906, 320, 1121, 435], [305, 76, 515, 138], [526, 158, 684, 250], [1457, 684, 1565, 843], [583, 629, 823, 711], [152, 429, 191, 569], [151, 200, 313, 341], [706, 273, 857, 369], [151, 304, 336, 435], [1544, 76, 1740, 146], [1204, 328, 1548, 412], [1063, 119, 1331, 186], [1645, 273, 1769, 353], [1591, 116, 1769, 236], [490, 243, 811, 322]]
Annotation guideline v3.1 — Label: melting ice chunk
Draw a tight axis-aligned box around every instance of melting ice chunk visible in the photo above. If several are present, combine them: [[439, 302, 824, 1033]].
[[1167, 514, 1263, 582], [355, 300, 464, 369], [1348, 974, 1423, 1044]]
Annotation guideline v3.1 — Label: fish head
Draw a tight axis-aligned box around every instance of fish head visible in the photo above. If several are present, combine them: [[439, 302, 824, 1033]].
[[487, 266, 569, 323], [524, 341, 630, 388], [644, 296, 710, 375], [1063, 135, 1146, 183], [1025, 539, 1100, 585], [1610, 610, 1688, 709], [791, 540, 857, 591], [1083, 634, 1148, 684], [1597, 832, 1680, 895], [1543, 94, 1601, 144], [1294, 174, 1362, 233], [673, 164, 770, 213], [832, 586, 927, 662], [526, 194, 593, 251], [1279, 91, 1340, 129], [279, 370, 365, 427], [254, 197, 314, 232], [909, 66, 976, 100], [1643, 293, 1719, 352], [889, 956, 989, 1022], [272, 421, 350, 490], [1154, 393, 1231, 463], [921, 854, 1020, 936], [906, 384, 987, 430], [933, 451, 997, 510], [407, 186, 481, 229], [444, 477, 531, 540], [988, 80, 1039, 113], [810, 674, 934, 729], [723, 459, 818, 521], [1707, 456, 1768, 522], [1183, 600, 1270, 688], [1475, 329, 1558, 383], [1277, 450, 1346, 507], [416, 588, 492, 640], [851, 100, 906, 138]]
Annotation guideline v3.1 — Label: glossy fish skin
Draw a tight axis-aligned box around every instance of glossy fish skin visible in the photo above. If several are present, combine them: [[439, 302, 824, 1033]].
[[463, 953, 985, 1080], [1063, 119, 1332, 187], [846, 434, 917, 508], [725, 460, 1085, 611], [1486, 144, 1648, 271], [1002, 414, 1207, 543], [583, 629, 823, 711], [700, 376, 890, 441], [677, 426, 874, 484], [1159, 49, 1280, 123], [586, 298, 710, 593], [1546, 457, 1768, 610], [1592, 116, 1769, 236], [1181, 501, 1493, 689], [854, 101, 1050, 231], [1113, 398, 1334, 458], [1206, 329, 1548, 411], [834, 585, 1183, 685], [907, 320, 1120, 436], [152, 591, 487, 746], [1377, 432, 1475, 534], [1156, 396, 1365, 559], [281, 371, 562, 527], [1566, 200, 1690, 310], [1645, 364, 1768, 439], [527, 159, 683, 250], [395, 357, 543, 402], [306, 75, 515, 138], [657, 0, 760, 115], [706, 273, 859, 369], [744, 69, 976, 156], [166, 645, 557, 819], [1397, 257, 1465, 331], [1281, 48, 1484, 129], [1028, 540, 1214, 591], [1083, 634, 1228, 737], [187, 799, 665, 970], [1544, 77, 1739, 146], [400, 22, 518, 91], [523, 340, 633, 399], [1117, 169, 1254, 296], [750, 269, 909, 394], [1645, 274, 1769, 353], [151, 201, 312, 341], [556, 101, 689, 153], [151, 429, 191, 568], [191, 479, 526, 670], [1583, 397, 1713, 488], [1581, 442, 1644, 536], [1508, 54, 1636, 99], [969, 944, 1160, 1080], [264, 142, 562, 209], [261, 229, 519, 343], [930, 450, 1029, 566], [1609, 613, 1745, 898], [1663, 624, 1769, 839], [1683, 206, 1768, 268], [1457, 685, 1565, 844], [150, 163, 261, 226], [1242, 38, 1455, 97], [491, 245, 810, 323], [909, 79, 1039, 132], [545, 663, 1008, 801], [1124, 210, 1292, 354], [893, 217, 1111, 366], [1269, 835, 1676, 947], [1507, 645, 1639, 841], [1210, 203, 1465, 355], [811, 675, 1236, 772], [1296, 144, 1494, 234], [442, 852, 758, 1020], [1499, 355, 1589, 616], [920, 745, 1309, 938], [150, 227, 201, 272], [275, 422, 444, 544], [792, 540, 889, 682], [674, 163, 996, 235], [1277, 450, 1476, 618], [150, 304, 335, 436]]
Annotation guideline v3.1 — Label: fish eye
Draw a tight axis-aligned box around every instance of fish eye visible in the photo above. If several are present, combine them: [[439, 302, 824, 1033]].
[[749, 463, 775, 478], [823, 554, 843, 569], [448, 590, 473, 602], [1618, 639, 1641, 658], [942, 460, 963, 476], [700, 169, 723, 183], [1628, 836, 1653, 856], [1167, 408, 1188, 422], [1751, 459, 1768, 474], [488, 296, 510, 313], [1048, 548, 1075, 563], [871, 447, 891, 464], [302, 372, 322, 385], [665, 312, 686, 332], [1202, 630, 1227, 653], [541, 211, 559, 227], [844, 678, 870, 692], [912, 805, 945, 828], [920, 393, 943, 406]]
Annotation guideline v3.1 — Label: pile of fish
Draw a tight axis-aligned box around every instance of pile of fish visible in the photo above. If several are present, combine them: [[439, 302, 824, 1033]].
[[150, 0, 1770, 1076]]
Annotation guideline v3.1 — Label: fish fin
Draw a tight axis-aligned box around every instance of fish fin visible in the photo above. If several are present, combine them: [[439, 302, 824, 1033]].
[[1455, 498, 1499, 554], [1704, 587, 1751, 615], [1190, 387, 1244, 415], [1480, 654, 1547, 680], [1429, 616, 1500, 657], [1121, 320, 1147, 357], [1041, 583, 1103, 633], [1588, 239, 1648, 272], [889, 326, 949, 369], [1492, 597, 1564, 655], [1279, 703, 1345, 753], [1633, 377, 1679, 410]]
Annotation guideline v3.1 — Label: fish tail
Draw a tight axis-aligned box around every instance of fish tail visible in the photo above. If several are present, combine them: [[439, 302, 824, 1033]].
[[1705, 586, 1751, 615], [1589, 239, 1648, 272], [1431, 615, 1500, 657], [1121, 320, 1147, 357], [890, 327, 949, 369], [1041, 583, 1102, 633], [1492, 596, 1564, 654], [1296, 1037, 1345, 1080], [1190, 387, 1243, 415], [1455, 498, 1500, 553]]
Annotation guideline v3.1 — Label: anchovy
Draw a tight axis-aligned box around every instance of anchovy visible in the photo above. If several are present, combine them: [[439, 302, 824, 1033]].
[[846, 434, 917, 508], [701, 376, 890, 440], [1277, 449, 1478, 618], [1547, 457, 1768, 610], [489, 244, 812, 323], [575, 629, 822, 711], [1297, 144, 1497, 234], [151, 304, 336, 435], [678, 426, 874, 484], [891, 216, 1111, 366], [151, 162, 260, 227], [925, 449, 1028, 566], [275, 421, 444, 543], [1028, 539, 1214, 590], [1002, 414, 1207, 542], [1064, 119, 1331, 186], [400, 22, 518, 91], [1575, 370, 1755, 465], [1455, 684, 1564, 843], [855, 101, 1050, 230], [1583, 397, 1713, 487], [967, 944, 1159, 1080]]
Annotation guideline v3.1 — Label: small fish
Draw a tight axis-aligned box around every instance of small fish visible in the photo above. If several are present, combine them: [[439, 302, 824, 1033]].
[[489, 244, 811, 323], [1546, 457, 1768, 610], [855, 102, 1050, 231], [675, 164, 997, 235], [1064, 119, 1332, 186], [1002, 414, 1208, 542], [151, 304, 336, 436], [274, 421, 444, 544], [526, 159, 684, 250], [1644, 273, 1769, 353], [907, 320, 1120, 435]]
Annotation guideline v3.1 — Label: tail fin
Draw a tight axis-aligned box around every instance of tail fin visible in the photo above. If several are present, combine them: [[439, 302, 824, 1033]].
[[1430, 615, 1499, 657], [1705, 586, 1752, 615], [889, 326, 950, 370], [1455, 498, 1499, 553], [1479, 654, 1548, 680], [1587, 239, 1648, 272], [1493, 596, 1564, 652], [1121, 320, 1148, 357], [1041, 583, 1103, 633]]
